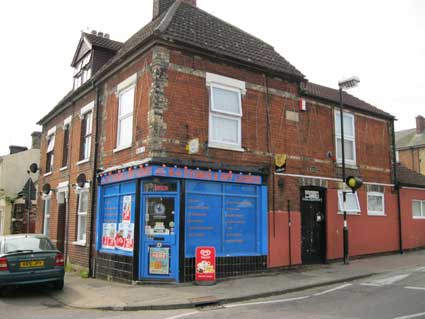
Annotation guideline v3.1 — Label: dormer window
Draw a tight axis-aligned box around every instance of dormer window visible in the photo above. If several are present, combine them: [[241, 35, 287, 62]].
[[73, 52, 92, 90]]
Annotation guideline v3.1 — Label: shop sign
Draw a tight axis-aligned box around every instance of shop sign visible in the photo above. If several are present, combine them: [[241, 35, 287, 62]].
[[149, 247, 170, 275], [195, 247, 216, 284]]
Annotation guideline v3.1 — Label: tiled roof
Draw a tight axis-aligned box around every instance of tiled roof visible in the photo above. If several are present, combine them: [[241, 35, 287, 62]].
[[395, 128, 425, 150], [397, 164, 425, 187], [303, 82, 394, 120], [83, 33, 123, 52], [162, 2, 304, 79]]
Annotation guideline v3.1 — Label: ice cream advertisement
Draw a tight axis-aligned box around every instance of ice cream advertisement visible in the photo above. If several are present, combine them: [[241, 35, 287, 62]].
[[102, 223, 116, 249], [115, 223, 134, 252], [195, 247, 216, 283]]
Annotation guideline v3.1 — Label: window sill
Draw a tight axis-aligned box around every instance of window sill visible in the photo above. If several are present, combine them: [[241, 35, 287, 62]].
[[208, 143, 244, 152], [337, 211, 360, 216], [367, 213, 386, 217], [72, 241, 86, 247], [336, 162, 358, 170], [413, 217, 425, 220], [114, 145, 132, 153], [43, 172, 52, 177], [77, 159, 90, 166], [60, 166, 68, 172]]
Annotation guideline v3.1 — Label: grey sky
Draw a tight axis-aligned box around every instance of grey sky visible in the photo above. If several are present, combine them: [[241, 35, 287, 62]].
[[0, 0, 423, 155]]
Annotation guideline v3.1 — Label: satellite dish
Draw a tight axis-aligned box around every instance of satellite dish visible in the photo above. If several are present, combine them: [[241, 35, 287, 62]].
[[76, 174, 87, 188], [29, 163, 39, 174], [42, 183, 51, 195]]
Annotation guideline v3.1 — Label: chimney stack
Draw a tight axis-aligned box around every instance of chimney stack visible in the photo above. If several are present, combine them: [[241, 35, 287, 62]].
[[416, 115, 425, 134], [9, 146, 28, 155], [153, 0, 197, 20], [31, 131, 42, 149]]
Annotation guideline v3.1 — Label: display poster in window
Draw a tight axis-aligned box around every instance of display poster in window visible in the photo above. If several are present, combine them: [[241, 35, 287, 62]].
[[195, 246, 216, 284], [122, 196, 132, 224], [149, 247, 170, 275], [115, 223, 134, 252], [102, 223, 116, 250]]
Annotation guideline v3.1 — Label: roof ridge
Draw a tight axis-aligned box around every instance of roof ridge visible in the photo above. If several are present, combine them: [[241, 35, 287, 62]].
[[154, 0, 182, 34]]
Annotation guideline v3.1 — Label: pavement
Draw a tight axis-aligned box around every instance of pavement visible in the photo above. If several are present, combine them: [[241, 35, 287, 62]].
[[47, 249, 425, 311]]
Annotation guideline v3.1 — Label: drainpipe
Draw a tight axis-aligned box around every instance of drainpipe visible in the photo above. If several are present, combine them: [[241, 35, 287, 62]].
[[88, 84, 101, 277], [391, 119, 403, 254]]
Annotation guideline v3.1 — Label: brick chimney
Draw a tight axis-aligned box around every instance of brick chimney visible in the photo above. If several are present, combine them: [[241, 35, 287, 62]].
[[31, 131, 42, 149], [153, 0, 197, 19], [416, 115, 425, 134]]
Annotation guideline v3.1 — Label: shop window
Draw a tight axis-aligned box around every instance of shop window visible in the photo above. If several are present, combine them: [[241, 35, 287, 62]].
[[116, 74, 137, 151], [335, 111, 356, 165], [338, 190, 360, 214], [206, 73, 245, 151], [185, 181, 267, 257], [412, 200, 425, 219], [43, 197, 51, 237], [98, 182, 136, 256], [76, 188, 89, 244]]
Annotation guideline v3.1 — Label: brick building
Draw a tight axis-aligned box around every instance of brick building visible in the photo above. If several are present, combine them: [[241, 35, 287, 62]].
[[396, 115, 425, 175], [36, 0, 421, 283]]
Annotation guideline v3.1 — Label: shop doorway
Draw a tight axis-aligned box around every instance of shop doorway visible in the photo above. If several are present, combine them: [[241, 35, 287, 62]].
[[300, 187, 327, 264], [139, 180, 180, 282]]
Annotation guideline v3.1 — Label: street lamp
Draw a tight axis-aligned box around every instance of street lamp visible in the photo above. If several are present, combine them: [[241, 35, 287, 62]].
[[338, 76, 360, 265]]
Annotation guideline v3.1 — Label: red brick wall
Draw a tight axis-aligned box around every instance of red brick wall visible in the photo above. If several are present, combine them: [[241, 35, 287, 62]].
[[399, 148, 421, 173], [37, 91, 97, 268]]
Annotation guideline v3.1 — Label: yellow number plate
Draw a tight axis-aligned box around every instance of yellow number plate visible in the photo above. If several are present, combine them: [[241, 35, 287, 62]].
[[20, 260, 44, 268]]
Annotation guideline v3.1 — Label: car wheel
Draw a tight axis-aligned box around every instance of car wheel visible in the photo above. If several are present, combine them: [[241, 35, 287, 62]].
[[54, 279, 64, 290]]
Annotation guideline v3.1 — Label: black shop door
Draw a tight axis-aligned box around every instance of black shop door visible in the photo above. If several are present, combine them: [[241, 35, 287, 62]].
[[300, 187, 326, 264]]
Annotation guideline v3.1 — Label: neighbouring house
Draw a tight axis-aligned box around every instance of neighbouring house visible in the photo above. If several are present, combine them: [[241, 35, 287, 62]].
[[396, 164, 425, 250], [36, 0, 422, 284], [0, 132, 41, 235], [396, 115, 425, 175]]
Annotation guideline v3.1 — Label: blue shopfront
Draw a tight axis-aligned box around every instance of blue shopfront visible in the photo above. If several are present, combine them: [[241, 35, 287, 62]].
[[95, 165, 268, 283]]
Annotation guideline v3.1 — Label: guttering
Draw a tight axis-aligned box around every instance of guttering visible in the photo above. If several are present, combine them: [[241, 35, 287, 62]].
[[391, 119, 403, 254]]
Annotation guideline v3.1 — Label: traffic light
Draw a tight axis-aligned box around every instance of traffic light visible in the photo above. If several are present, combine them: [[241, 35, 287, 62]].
[[345, 176, 363, 193]]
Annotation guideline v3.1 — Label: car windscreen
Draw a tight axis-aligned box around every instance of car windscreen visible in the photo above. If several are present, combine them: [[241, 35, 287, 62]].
[[4, 237, 55, 253]]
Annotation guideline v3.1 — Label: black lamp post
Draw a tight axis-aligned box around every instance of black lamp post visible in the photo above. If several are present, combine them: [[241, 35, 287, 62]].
[[338, 76, 360, 265]]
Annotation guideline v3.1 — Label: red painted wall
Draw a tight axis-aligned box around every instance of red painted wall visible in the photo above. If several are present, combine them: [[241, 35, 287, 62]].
[[268, 211, 301, 268], [400, 188, 425, 250]]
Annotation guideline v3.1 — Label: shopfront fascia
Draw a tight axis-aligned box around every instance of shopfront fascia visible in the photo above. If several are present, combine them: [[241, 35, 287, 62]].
[[96, 164, 268, 283]]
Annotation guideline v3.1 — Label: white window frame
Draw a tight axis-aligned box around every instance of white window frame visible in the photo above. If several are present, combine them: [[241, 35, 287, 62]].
[[335, 111, 356, 166], [206, 73, 246, 151], [412, 200, 425, 219], [43, 196, 51, 237], [115, 74, 137, 151], [338, 190, 361, 215], [75, 184, 89, 245], [45, 126, 56, 175], [367, 191, 385, 216]]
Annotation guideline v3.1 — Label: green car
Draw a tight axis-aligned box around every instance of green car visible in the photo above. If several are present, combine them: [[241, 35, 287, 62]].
[[0, 234, 65, 290]]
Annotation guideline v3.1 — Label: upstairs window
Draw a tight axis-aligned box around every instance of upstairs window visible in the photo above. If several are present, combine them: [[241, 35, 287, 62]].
[[73, 52, 92, 90], [79, 102, 94, 162], [116, 74, 137, 151], [61, 118, 71, 168], [335, 111, 356, 165], [45, 127, 56, 174], [206, 73, 246, 151]]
